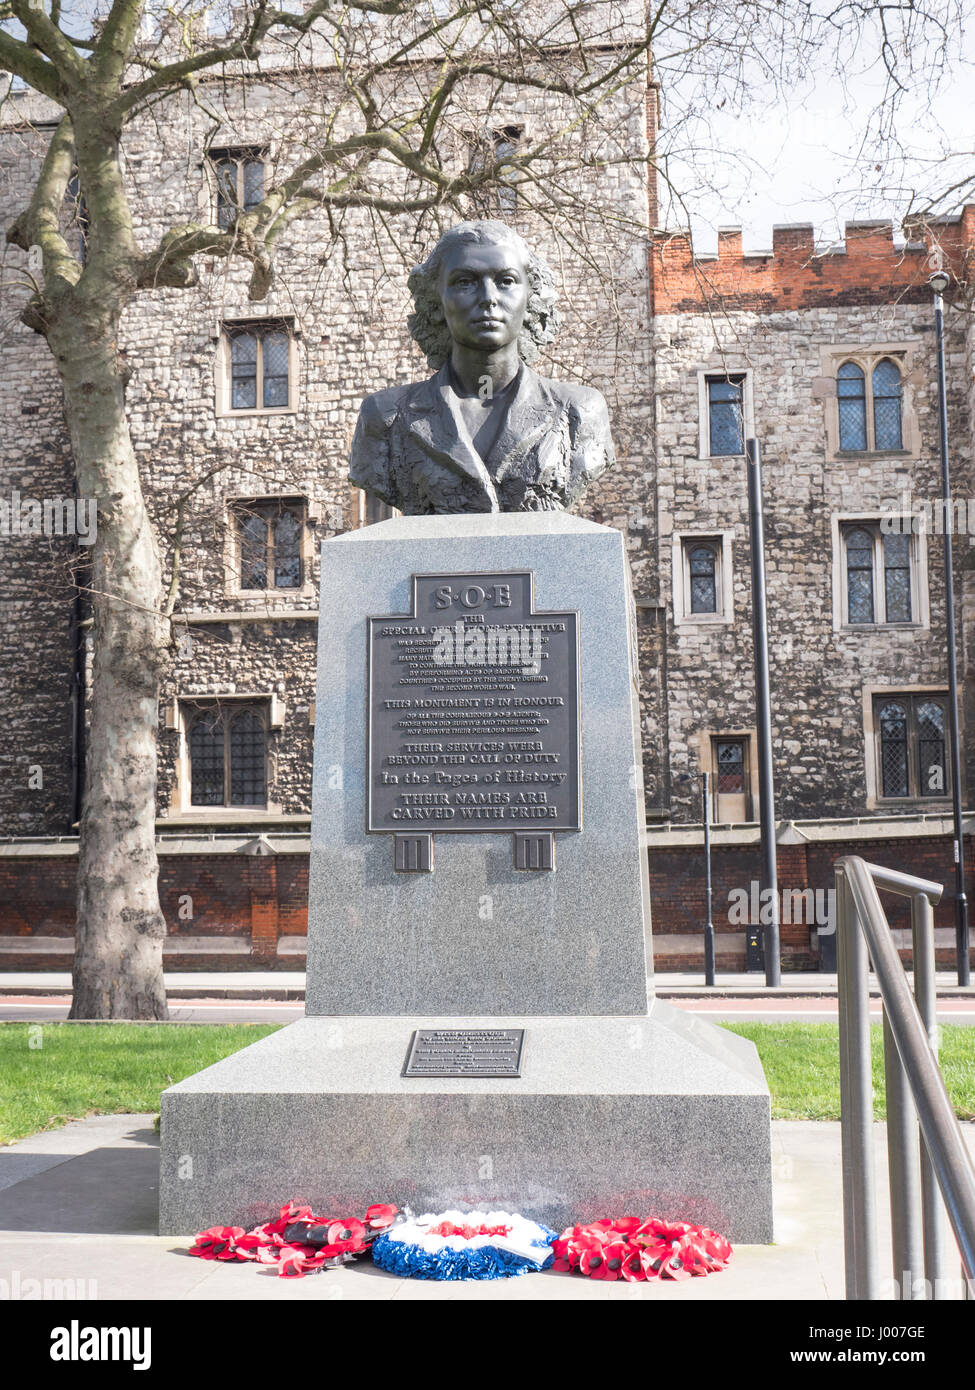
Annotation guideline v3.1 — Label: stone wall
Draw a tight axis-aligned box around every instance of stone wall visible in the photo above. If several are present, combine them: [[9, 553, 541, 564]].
[[0, 120, 82, 837]]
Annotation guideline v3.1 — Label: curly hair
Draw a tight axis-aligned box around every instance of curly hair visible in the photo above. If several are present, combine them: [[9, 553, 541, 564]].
[[406, 220, 561, 369]]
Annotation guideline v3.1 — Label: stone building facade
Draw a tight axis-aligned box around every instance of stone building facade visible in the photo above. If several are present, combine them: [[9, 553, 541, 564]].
[[645, 216, 975, 968], [1, 36, 974, 973]]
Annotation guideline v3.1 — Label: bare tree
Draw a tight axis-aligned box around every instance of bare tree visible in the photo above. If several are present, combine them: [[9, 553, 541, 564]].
[[0, 0, 660, 1018]]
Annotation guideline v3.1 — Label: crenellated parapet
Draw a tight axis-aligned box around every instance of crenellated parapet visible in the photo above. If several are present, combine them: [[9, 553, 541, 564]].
[[650, 210, 975, 313]]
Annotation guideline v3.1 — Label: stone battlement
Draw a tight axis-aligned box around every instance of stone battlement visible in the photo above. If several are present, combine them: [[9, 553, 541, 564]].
[[651, 208, 975, 313]]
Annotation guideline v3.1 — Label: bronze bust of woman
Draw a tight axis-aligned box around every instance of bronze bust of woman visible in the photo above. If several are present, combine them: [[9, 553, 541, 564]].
[[349, 220, 614, 514]]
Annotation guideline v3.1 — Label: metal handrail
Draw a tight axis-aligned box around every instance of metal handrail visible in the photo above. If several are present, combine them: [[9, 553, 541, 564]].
[[836, 855, 975, 1300]]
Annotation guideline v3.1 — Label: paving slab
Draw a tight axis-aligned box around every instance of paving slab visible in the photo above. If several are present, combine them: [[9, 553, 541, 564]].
[[4, 1112, 971, 1300]]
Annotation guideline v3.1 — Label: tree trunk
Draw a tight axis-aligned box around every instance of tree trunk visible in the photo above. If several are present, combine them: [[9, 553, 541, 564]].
[[53, 317, 170, 1020]]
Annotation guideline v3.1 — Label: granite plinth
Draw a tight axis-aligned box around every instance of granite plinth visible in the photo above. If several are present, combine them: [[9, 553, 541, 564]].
[[159, 1000, 773, 1241], [306, 513, 653, 1017]]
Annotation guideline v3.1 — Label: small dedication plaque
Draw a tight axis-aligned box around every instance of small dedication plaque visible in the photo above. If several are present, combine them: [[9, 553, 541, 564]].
[[368, 572, 580, 832], [403, 1028, 525, 1078]]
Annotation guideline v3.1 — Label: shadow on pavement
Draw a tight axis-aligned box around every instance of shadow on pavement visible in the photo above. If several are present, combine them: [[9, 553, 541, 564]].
[[0, 1126, 159, 1235]]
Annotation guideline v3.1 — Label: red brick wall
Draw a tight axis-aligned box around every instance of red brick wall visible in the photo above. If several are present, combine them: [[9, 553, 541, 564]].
[[2, 837, 971, 972], [650, 210, 975, 315], [0, 852, 308, 970], [0, 856, 76, 936], [648, 833, 974, 970]]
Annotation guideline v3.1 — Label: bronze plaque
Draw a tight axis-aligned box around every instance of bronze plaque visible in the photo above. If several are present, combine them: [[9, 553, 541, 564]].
[[403, 1028, 525, 1078], [367, 572, 580, 833]]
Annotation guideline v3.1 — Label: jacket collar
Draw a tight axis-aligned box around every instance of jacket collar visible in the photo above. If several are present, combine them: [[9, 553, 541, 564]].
[[406, 361, 560, 505]]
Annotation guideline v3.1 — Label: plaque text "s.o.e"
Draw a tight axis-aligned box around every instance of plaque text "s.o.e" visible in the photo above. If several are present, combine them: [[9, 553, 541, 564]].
[[367, 572, 580, 832]]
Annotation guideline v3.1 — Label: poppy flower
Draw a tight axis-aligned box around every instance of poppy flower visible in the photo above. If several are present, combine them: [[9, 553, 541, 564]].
[[232, 1232, 270, 1260], [189, 1226, 246, 1260], [608, 1216, 643, 1239], [637, 1239, 671, 1282], [365, 1203, 398, 1229], [550, 1231, 579, 1272], [261, 1202, 316, 1238], [662, 1252, 691, 1281], [589, 1239, 629, 1281], [643, 1240, 692, 1282], [645, 1218, 696, 1244], [276, 1244, 322, 1278], [620, 1246, 646, 1282], [698, 1229, 733, 1269], [322, 1217, 367, 1252], [574, 1234, 608, 1278]]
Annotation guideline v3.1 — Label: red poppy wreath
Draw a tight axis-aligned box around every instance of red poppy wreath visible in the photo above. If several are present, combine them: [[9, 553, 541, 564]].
[[189, 1200, 398, 1278], [552, 1217, 732, 1283]]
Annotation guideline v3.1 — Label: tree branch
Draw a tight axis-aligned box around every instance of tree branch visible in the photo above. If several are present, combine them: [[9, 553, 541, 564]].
[[92, 0, 149, 92], [136, 222, 236, 288], [0, 26, 67, 101], [6, 114, 80, 331], [112, 1, 279, 118], [8, 0, 87, 85]]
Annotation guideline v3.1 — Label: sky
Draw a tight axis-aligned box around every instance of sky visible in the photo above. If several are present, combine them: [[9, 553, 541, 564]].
[[659, 6, 975, 255]]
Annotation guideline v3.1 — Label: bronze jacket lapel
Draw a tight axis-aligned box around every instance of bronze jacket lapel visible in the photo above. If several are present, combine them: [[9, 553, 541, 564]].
[[405, 365, 499, 511], [489, 366, 564, 488]]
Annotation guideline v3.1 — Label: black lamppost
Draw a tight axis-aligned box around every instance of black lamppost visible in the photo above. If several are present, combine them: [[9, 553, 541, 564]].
[[929, 268, 970, 986], [746, 437, 781, 987]]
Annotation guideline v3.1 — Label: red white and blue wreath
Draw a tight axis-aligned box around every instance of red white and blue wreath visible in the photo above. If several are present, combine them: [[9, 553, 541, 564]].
[[370, 1210, 556, 1280]]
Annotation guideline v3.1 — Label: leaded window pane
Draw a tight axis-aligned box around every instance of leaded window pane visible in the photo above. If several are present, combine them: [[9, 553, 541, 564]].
[[230, 710, 266, 806], [873, 358, 903, 450], [879, 701, 909, 798], [262, 332, 290, 407], [845, 527, 874, 624], [242, 158, 264, 210], [190, 711, 225, 805], [688, 544, 717, 613], [916, 700, 947, 797], [240, 513, 268, 589], [837, 362, 867, 450], [215, 159, 238, 228], [716, 739, 744, 793], [273, 509, 302, 587], [708, 377, 744, 455], [883, 532, 912, 623], [231, 333, 257, 409]]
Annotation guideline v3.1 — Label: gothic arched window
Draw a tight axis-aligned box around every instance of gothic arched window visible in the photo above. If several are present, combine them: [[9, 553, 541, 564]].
[[837, 357, 904, 453], [842, 523, 914, 626], [872, 358, 903, 451], [688, 543, 718, 614], [875, 694, 948, 800], [837, 361, 867, 451]]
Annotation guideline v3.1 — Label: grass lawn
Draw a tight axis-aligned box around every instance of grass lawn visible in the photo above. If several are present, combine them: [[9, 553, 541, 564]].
[[724, 1022, 975, 1122], [0, 1023, 280, 1145], [0, 1020, 973, 1144]]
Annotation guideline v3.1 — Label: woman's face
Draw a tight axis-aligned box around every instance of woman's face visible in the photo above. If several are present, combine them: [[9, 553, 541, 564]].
[[437, 236, 529, 354]]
